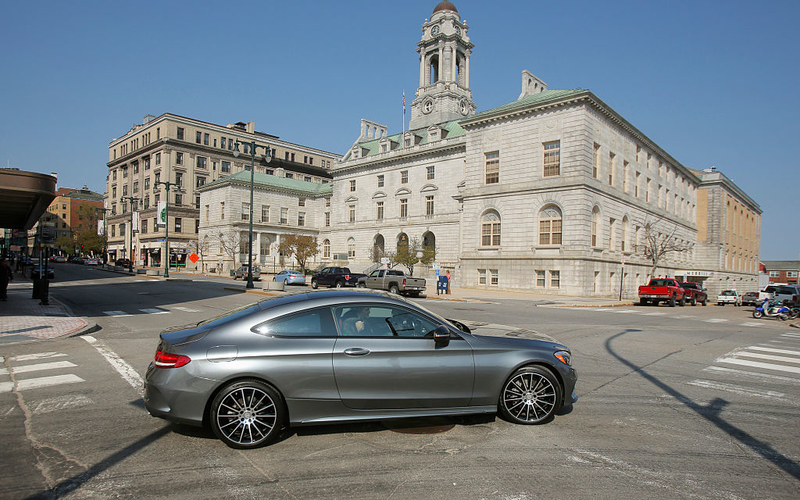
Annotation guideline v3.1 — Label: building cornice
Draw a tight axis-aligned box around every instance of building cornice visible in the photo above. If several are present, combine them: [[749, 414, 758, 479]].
[[334, 138, 466, 174]]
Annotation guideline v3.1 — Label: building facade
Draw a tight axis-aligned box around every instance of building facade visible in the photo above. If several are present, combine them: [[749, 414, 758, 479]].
[[28, 186, 104, 255], [762, 261, 799, 285], [106, 113, 337, 268]]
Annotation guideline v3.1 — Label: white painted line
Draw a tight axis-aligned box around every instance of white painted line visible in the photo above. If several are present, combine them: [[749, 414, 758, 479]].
[[734, 352, 800, 364], [81, 336, 143, 394], [134, 279, 150, 282], [172, 306, 202, 313], [705, 318, 729, 323], [748, 346, 800, 356], [610, 309, 637, 314], [0, 381, 13, 393], [139, 308, 169, 315], [740, 322, 766, 327], [703, 366, 799, 384], [675, 315, 696, 319], [103, 311, 132, 317], [781, 333, 800, 338], [0, 368, 6, 375], [12, 352, 67, 362], [17, 374, 84, 391], [687, 379, 787, 401], [642, 312, 667, 316], [33, 394, 94, 414], [11, 361, 77, 375], [717, 358, 800, 374]]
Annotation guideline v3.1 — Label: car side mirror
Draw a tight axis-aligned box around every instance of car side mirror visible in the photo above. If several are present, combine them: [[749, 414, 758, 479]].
[[433, 325, 451, 347]]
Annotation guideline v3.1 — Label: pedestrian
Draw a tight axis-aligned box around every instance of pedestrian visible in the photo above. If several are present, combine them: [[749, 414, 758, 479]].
[[445, 270, 451, 294], [0, 258, 12, 301]]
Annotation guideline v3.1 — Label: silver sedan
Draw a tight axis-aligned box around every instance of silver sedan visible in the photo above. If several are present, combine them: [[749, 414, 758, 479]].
[[144, 290, 577, 449], [273, 270, 306, 285]]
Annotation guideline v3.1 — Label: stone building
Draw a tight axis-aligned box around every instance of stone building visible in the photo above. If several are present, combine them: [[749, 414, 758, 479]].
[[28, 186, 104, 254], [105, 113, 337, 268]]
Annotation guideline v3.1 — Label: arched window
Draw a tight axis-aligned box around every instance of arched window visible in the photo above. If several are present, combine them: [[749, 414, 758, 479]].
[[397, 232, 409, 252], [591, 207, 600, 247], [539, 206, 562, 245], [323, 239, 331, 259], [372, 234, 385, 262], [481, 211, 501, 247], [347, 238, 356, 259], [621, 216, 629, 252]]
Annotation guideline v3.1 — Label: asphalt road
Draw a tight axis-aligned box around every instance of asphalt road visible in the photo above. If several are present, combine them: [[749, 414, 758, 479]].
[[2, 263, 799, 499]]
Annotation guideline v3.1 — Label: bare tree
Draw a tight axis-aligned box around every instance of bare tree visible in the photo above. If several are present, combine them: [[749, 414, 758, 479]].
[[189, 233, 211, 272], [634, 216, 693, 279], [216, 229, 242, 272]]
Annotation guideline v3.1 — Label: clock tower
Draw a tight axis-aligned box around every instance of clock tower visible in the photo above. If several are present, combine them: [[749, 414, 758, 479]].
[[409, 1, 475, 130]]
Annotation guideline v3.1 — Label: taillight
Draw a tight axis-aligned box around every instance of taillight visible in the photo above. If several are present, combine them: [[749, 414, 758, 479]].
[[403, 278, 407, 285], [345, 274, 350, 280], [154, 349, 191, 368]]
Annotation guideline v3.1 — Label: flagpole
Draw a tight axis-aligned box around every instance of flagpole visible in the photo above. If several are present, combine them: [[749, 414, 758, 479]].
[[402, 89, 405, 135]]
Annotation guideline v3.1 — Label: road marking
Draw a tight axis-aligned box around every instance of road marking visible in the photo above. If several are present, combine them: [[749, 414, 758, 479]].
[[609, 309, 637, 314], [33, 394, 94, 414], [81, 336, 143, 394], [16, 374, 85, 391], [740, 321, 766, 327], [103, 310, 132, 317], [0, 382, 12, 393], [173, 306, 202, 313], [703, 366, 799, 384], [10, 361, 77, 374], [12, 352, 67, 362], [642, 312, 667, 316], [705, 318, 728, 323], [139, 308, 169, 315], [748, 346, 800, 356], [687, 379, 787, 400], [734, 352, 800, 364], [781, 333, 800, 338], [674, 315, 696, 319], [717, 357, 800, 374]]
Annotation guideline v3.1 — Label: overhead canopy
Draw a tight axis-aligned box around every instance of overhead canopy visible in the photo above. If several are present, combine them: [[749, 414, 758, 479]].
[[0, 169, 58, 230]]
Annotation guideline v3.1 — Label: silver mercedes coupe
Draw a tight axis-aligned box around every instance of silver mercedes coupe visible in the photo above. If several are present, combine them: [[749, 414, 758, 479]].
[[144, 290, 577, 449]]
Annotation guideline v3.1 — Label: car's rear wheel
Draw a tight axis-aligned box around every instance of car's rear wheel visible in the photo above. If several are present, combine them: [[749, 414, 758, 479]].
[[499, 366, 562, 425], [669, 296, 676, 307], [690, 296, 697, 306], [311, 279, 318, 289], [357, 281, 366, 288], [335, 280, 343, 288], [389, 284, 400, 294], [210, 379, 284, 449], [639, 299, 649, 306]]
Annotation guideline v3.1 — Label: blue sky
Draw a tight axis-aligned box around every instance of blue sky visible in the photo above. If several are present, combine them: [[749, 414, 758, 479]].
[[1, 0, 797, 260]]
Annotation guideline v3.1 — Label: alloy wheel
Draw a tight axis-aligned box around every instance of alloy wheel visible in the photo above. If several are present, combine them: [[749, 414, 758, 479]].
[[500, 367, 559, 424], [211, 381, 281, 449]]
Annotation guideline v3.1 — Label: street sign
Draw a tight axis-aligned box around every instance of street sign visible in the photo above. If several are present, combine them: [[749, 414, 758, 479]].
[[189, 253, 199, 264], [380, 257, 390, 264]]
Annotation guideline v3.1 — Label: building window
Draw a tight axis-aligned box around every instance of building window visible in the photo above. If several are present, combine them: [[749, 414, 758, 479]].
[[133, 162, 139, 174], [539, 206, 562, 245], [427, 166, 435, 180], [635, 172, 641, 198], [196, 131, 202, 143], [141, 219, 148, 234], [298, 197, 306, 207], [769, 271, 780, 278], [478, 269, 487, 285], [195, 195, 200, 209], [155, 153, 161, 166], [349, 204, 356, 222], [133, 181, 139, 193], [241, 203, 250, 221], [491, 270, 499, 286], [593, 143, 600, 178], [608, 152, 615, 185], [623, 161, 629, 193], [221, 137, 226, 149], [401, 170, 408, 184], [111, 225, 115, 237], [221, 161, 231, 173], [122, 185, 128, 196], [485, 151, 499, 184], [376, 201, 384, 220], [203, 133, 209, 146], [481, 210, 501, 246], [536, 270, 546, 288], [175, 193, 182, 206], [550, 270, 561, 289], [608, 218, 616, 250], [325, 212, 330, 227], [543, 141, 560, 177], [112, 170, 117, 181], [177, 127, 184, 140], [399, 199, 408, 218], [285, 173, 293, 179], [591, 207, 599, 247], [325, 198, 331, 208], [425, 195, 434, 216], [175, 218, 182, 233], [196, 176, 206, 188], [350, 179, 356, 192], [176, 152, 183, 165], [261, 205, 269, 223], [323, 239, 331, 258], [280, 207, 288, 224], [175, 172, 183, 188], [220, 202, 225, 220], [298, 212, 305, 226], [197, 156, 207, 169], [787, 271, 798, 278], [112, 186, 117, 198], [347, 238, 356, 258], [377, 175, 384, 187]]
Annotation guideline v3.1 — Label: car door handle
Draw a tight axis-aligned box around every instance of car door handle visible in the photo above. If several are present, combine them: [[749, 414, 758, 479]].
[[343, 348, 370, 356]]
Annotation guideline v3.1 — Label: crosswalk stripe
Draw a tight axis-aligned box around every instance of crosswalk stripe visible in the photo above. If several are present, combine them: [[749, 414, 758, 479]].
[[705, 318, 728, 323], [103, 311, 132, 317], [12, 352, 67, 362], [687, 379, 787, 401], [781, 333, 800, 338], [740, 322, 766, 327], [11, 361, 77, 374], [610, 309, 637, 314], [748, 346, 800, 356], [717, 357, 800, 374], [173, 306, 202, 313], [735, 352, 800, 364], [675, 315, 696, 319], [0, 382, 13, 393], [16, 374, 84, 391], [642, 312, 667, 316], [703, 366, 799, 384], [139, 308, 169, 314]]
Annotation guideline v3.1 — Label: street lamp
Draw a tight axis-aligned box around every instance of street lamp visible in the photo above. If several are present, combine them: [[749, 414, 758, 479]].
[[121, 196, 140, 272], [154, 180, 180, 278], [95, 207, 111, 265], [233, 139, 272, 289]]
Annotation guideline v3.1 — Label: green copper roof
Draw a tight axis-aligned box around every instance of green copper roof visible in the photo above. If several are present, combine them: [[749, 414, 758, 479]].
[[468, 89, 589, 121], [346, 119, 466, 160], [202, 171, 332, 195]]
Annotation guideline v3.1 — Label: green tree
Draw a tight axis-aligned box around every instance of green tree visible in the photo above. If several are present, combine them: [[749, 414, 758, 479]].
[[393, 236, 421, 276], [54, 235, 76, 256], [278, 234, 319, 275], [77, 231, 104, 255]]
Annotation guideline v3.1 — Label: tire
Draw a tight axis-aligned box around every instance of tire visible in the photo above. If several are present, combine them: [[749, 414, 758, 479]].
[[679, 296, 686, 307], [499, 366, 562, 425], [669, 296, 676, 307], [753, 310, 763, 319], [701, 298, 707, 306], [639, 298, 649, 306], [311, 279, 318, 289], [334, 280, 343, 288], [357, 282, 366, 288], [690, 296, 697, 306], [389, 284, 400, 294], [210, 379, 284, 449]]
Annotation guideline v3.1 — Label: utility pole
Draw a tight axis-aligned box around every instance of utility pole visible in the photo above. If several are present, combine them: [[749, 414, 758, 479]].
[[154, 180, 179, 278]]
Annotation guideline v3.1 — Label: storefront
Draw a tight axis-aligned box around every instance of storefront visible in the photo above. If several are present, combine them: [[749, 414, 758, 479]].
[[149, 247, 161, 268], [675, 270, 711, 285]]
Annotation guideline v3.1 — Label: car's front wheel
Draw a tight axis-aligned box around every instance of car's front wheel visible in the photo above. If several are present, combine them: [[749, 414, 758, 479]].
[[311, 279, 318, 289], [210, 379, 284, 449], [499, 366, 562, 425]]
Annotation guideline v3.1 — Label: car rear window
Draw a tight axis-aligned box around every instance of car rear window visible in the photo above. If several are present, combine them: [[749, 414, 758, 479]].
[[649, 280, 673, 287]]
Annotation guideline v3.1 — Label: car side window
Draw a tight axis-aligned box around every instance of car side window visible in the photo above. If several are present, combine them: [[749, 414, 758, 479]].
[[334, 305, 439, 338], [253, 307, 336, 337]]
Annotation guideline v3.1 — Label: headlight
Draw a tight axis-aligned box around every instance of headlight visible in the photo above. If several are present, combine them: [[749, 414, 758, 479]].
[[554, 350, 571, 365]]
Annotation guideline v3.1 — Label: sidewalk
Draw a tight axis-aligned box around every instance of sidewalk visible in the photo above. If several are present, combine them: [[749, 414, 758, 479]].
[[0, 282, 93, 345], [423, 283, 633, 307]]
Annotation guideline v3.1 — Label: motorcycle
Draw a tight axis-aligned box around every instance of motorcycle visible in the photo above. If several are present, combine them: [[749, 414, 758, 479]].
[[752, 299, 791, 320]]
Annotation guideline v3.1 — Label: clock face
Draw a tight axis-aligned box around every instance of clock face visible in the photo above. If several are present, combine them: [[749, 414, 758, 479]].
[[423, 100, 434, 114], [454, 25, 461, 36], [431, 25, 440, 36], [459, 99, 469, 115]]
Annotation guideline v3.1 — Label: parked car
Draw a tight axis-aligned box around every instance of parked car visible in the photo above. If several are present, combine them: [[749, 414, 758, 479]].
[[31, 264, 55, 279], [357, 269, 427, 297], [679, 282, 708, 306], [49, 255, 67, 263], [84, 257, 99, 266], [310, 266, 367, 289], [273, 270, 306, 285], [769, 284, 800, 306], [638, 278, 687, 306], [741, 291, 760, 306], [233, 265, 261, 281], [716, 290, 742, 306], [143, 290, 578, 449], [114, 258, 131, 267], [71, 256, 85, 264]]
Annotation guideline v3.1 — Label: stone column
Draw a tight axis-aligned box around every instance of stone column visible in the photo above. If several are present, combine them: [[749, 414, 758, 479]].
[[438, 46, 443, 83], [256, 232, 262, 266], [419, 53, 425, 88]]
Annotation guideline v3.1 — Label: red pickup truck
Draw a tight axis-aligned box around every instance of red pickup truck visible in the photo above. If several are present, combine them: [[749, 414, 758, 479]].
[[679, 282, 708, 306], [638, 278, 686, 307]]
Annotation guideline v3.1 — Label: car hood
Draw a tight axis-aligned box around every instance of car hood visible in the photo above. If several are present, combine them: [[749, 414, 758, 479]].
[[450, 319, 567, 349]]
